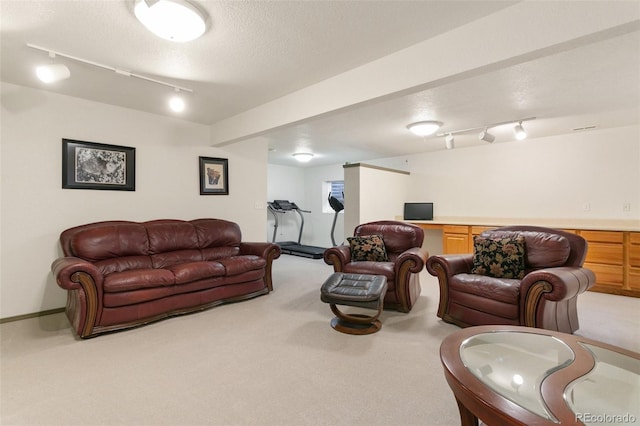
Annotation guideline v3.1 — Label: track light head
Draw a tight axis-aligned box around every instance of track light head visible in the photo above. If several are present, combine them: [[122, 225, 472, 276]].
[[445, 133, 454, 150], [36, 52, 70, 83], [479, 129, 495, 143], [514, 122, 527, 140], [36, 64, 71, 83]]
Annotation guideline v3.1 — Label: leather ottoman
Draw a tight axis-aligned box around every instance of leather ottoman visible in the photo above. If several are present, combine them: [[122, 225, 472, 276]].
[[320, 273, 388, 335]]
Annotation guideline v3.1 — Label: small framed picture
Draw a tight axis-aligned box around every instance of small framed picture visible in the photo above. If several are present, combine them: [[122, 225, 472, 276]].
[[199, 157, 229, 195], [62, 139, 135, 191]]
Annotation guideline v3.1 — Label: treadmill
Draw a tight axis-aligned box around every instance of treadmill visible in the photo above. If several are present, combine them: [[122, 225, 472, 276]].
[[267, 200, 326, 259]]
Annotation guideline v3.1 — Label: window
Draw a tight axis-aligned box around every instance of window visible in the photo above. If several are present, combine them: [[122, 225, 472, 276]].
[[329, 180, 344, 204], [322, 180, 344, 213]]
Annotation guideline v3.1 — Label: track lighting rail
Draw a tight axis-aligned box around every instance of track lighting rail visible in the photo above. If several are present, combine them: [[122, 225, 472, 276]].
[[26, 43, 193, 93], [436, 117, 536, 137]]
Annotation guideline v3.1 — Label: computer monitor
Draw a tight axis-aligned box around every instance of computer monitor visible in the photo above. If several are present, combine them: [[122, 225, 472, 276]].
[[403, 202, 434, 220]]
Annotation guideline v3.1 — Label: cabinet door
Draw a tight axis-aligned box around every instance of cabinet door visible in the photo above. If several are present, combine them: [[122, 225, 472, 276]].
[[630, 232, 640, 290], [581, 230, 625, 290], [443, 226, 470, 254]]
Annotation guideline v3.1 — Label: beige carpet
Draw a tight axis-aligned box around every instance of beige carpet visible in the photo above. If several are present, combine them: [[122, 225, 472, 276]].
[[1, 255, 638, 426]]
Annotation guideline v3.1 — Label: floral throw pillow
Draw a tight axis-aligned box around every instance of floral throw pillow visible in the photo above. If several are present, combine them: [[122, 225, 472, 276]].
[[471, 235, 526, 279], [347, 234, 389, 262]]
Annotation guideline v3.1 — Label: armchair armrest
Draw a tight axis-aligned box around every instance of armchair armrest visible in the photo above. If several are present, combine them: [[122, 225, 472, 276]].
[[521, 266, 596, 302], [426, 254, 474, 277], [323, 245, 351, 271], [396, 247, 429, 273], [520, 266, 596, 330]]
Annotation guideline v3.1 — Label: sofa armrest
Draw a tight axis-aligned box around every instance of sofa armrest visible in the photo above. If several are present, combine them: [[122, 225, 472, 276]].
[[426, 254, 474, 277], [239, 242, 281, 292], [239, 242, 281, 260], [323, 245, 351, 271], [396, 247, 429, 273], [52, 257, 104, 291], [51, 257, 104, 338]]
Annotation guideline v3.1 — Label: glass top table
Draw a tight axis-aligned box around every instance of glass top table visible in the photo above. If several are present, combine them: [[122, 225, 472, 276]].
[[440, 326, 640, 426]]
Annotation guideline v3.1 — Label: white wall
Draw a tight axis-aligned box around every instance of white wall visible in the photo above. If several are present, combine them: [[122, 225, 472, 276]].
[[391, 126, 640, 220], [1, 83, 268, 318]]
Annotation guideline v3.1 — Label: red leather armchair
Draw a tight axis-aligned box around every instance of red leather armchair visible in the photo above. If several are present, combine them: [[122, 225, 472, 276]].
[[426, 226, 596, 333], [323, 221, 429, 312]]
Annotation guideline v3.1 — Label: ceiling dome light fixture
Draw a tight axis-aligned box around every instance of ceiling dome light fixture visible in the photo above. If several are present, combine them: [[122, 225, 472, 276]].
[[293, 152, 314, 163], [513, 121, 527, 140], [407, 121, 442, 137], [134, 0, 209, 43], [479, 129, 495, 143]]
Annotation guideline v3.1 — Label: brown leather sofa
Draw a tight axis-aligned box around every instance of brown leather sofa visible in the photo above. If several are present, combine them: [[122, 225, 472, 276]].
[[426, 226, 596, 333], [52, 219, 281, 338], [323, 221, 429, 312]]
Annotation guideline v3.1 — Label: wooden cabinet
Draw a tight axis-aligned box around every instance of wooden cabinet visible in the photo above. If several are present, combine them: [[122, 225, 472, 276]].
[[629, 232, 640, 291], [443, 225, 469, 254]]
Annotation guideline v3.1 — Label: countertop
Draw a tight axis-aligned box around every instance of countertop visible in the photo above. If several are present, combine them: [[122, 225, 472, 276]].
[[401, 217, 640, 232]]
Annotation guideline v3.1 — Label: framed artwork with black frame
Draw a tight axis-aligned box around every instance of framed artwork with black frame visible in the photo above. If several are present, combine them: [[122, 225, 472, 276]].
[[62, 139, 135, 191], [199, 156, 229, 195]]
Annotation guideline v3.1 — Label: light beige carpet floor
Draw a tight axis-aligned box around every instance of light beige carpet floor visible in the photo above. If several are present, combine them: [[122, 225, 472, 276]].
[[1, 255, 638, 426]]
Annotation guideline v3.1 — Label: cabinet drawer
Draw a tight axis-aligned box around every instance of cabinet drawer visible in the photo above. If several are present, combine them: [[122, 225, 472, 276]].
[[585, 242, 624, 265], [581, 230, 624, 244], [471, 226, 495, 236], [585, 262, 624, 286], [630, 232, 640, 245], [443, 225, 468, 234]]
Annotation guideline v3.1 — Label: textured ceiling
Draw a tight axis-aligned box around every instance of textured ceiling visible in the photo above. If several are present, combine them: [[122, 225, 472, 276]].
[[1, 1, 639, 167]]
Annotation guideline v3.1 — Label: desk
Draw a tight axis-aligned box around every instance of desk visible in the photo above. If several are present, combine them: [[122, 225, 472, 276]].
[[440, 325, 640, 426]]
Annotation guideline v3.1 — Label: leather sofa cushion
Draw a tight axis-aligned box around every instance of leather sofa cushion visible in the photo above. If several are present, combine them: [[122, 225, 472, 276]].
[[70, 223, 149, 261], [483, 230, 570, 268], [146, 220, 199, 254], [96, 256, 153, 275], [450, 273, 520, 305], [167, 261, 226, 284], [218, 256, 266, 276], [202, 246, 241, 260], [193, 219, 242, 248], [151, 249, 203, 268], [104, 269, 175, 292]]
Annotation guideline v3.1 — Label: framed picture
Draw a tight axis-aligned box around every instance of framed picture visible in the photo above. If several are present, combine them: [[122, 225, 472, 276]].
[[62, 139, 135, 191], [199, 157, 229, 195]]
